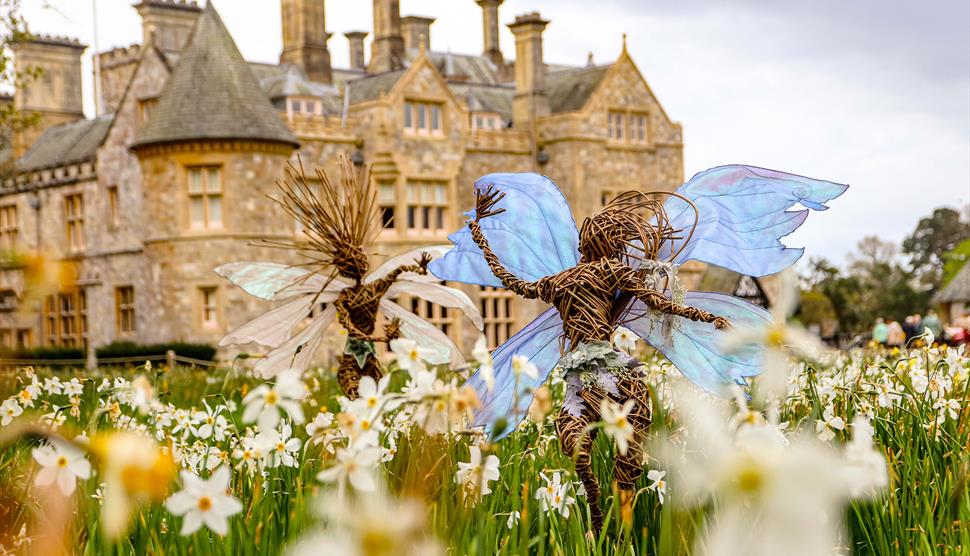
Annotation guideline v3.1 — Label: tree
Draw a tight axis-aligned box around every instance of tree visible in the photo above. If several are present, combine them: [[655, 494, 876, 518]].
[[0, 0, 40, 171], [902, 207, 970, 289], [941, 238, 970, 287]]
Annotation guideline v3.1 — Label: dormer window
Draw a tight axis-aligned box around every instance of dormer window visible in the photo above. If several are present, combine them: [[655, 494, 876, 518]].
[[138, 97, 158, 126], [404, 100, 443, 136], [287, 97, 323, 116]]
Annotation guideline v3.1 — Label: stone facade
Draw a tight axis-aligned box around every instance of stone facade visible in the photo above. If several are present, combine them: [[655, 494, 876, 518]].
[[0, 0, 689, 361]]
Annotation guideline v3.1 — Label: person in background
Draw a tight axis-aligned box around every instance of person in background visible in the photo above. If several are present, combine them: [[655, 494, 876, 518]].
[[902, 315, 915, 341], [912, 314, 924, 338], [872, 317, 889, 346], [922, 310, 942, 340], [887, 320, 906, 347]]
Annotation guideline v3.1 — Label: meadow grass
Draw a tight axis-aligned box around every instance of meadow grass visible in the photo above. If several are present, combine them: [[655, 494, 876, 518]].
[[0, 348, 966, 555]]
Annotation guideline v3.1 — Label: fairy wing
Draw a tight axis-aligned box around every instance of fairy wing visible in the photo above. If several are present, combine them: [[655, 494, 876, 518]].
[[378, 299, 466, 366], [468, 307, 565, 439], [658, 165, 848, 277], [428, 173, 581, 287], [252, 305, 337, 379], [385, 280, 484, 331], [621, 292, 771, 395], [215, 262, 348, 300]]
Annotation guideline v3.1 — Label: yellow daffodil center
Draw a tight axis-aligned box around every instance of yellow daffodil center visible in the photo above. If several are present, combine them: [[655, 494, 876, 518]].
[[197, 496, 212, 511], [409, 348, 419, 361], [18, 390, 30, 401], [361, 420, 372, 431], [367, 396, 378, 408], [766, 326, 785, 347], [615, 416, 628, 429], [57, 456, 68, 468], [360, 528, 394, 556], [735, 462, 764, 494], [265, 390, 279, 405]]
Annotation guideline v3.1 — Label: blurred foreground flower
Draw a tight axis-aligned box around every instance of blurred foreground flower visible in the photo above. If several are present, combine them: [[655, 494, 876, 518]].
[[390, 338, 433, 376], [472, 336, 495, 391], [89, 432, 176, 538], [612, 325, 637, 353], [165, 466, 242, 536], [1, 399, 23, 425], [600, 399, 636, 456], [32, 439, 90, 496], [657, 384, 887, 556], [289, 481, 441, 556], [535, 471, 576, 518], [316, 446, 380, 498]]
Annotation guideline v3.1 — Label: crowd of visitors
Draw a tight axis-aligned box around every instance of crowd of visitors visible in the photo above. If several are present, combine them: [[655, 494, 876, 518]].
[[872, 310, 968, 347]]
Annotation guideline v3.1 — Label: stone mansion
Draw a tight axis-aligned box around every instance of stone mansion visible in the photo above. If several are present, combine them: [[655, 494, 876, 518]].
[[0, 0, 710, 359]]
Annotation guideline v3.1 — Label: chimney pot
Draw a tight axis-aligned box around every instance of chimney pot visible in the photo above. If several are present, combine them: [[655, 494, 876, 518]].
[[476, 0, 504, 65], [345, 31, 368, 71], [508, 11, 550, 127], [280, 0, 333, 84], [401, 15, 435, 52]]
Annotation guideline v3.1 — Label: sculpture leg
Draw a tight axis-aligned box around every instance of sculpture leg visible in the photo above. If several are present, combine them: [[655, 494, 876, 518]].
[[612, 378, 652, 526], [555, 404, 603, 534], [337, 354, 383, 399]]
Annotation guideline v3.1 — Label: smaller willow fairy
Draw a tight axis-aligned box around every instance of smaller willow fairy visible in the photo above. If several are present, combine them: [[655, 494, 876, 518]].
[[430, 166, 846, 533], [216, 156, 482, 397]]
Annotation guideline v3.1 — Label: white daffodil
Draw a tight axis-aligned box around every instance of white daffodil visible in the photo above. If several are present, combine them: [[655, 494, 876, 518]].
[[511, 355, 538, 380], [16, 380, 41, 408], [265, 423, 302, 468], [601, 398, 636, 456], [63, 378, 84, 397], [43, 376, 63, 396], [535, 471, 574, 517], [506, 510, 521, 530], [720, 269, 827, 401], [646, 469, 667, 505], [233, 433, 271, 472], [1, 398, 23, 426], [390, 338, 434, 376], [242, 369, 307, 431], [455, 445, 500, 500], [316, 446, 380, 497], [32, 439, 91, 496], [350, 375, 399, 416], [192, 402, 229, 441], [305, 409, 335, 441], [612, 325, 638, 353], [815, 405, 845, 442], [164, 466, 242, 536], [841, 417, 888, 498], [473, 336, 495, 392]]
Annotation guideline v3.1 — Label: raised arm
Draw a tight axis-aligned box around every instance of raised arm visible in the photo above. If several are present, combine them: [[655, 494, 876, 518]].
[[467, 186, 549, 301], [615, 263, 729, 329], [370, 252, 432, 291]]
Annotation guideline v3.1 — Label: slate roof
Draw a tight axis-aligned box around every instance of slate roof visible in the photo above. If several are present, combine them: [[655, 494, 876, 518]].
[[16, 115, 113, 172], [546, 64, 610, 113], [346, 70, 407, 104], [252, 62, 343, 114], [449, 83, 514, 121], [934, 262, 970, 303], [132, 2, 297, 150]]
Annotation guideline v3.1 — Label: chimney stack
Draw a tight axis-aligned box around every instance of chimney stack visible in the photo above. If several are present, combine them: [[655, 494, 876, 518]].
[[369, 0, 405, 73], [401, 16, 434, 52], [508, 12, 549, 127], [12, 35, 86, 157], [280, 0, 333, 84], [477, 0, 504, 65], [134, 1, 201, 54], [345, 31, 368, 71]]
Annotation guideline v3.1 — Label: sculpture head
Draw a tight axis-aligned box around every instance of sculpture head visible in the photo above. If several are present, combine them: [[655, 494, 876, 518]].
[[578, 191, 696, 265]]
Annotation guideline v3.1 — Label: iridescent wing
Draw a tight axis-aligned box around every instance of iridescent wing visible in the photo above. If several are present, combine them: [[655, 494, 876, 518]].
[[386, 280, 484, 331], [218, 291, 341, 349], [252, 305, 337, 379], [658, 165, 848, 276], [429, 173, 581, 287], [621, 291, 771, 395], [215, 262, 348, 300], [365, 245, 453, 284], [378, 299, 466, 366], [469, 307, 565, 439]]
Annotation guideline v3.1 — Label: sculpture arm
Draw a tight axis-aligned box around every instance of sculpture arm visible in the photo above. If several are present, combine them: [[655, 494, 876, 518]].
[[617, 264, 729, 329]]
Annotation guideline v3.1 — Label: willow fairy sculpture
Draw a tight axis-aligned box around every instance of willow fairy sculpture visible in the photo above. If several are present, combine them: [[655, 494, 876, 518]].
[[430, 165, 847, 533], [216, 156, 482, 397]]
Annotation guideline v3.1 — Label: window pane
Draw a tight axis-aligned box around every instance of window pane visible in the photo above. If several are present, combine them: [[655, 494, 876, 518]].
[[434, 184, 447, 204], [407, 206, 416, 229], [422, 207, 431, 229], [208, 196, 222, 226], [431, 105, 440, 130], [406, 184, 417, 203], [435, 207, 444, 230], [381, 207, 395, 229], [206, 168, 221, 193], [190, 197, 205, 226], [420, 184, 433, 203], [404, 102, 412, 127], [378, 183, 395, 204], [417, 104, 426, 129], [188, 169, 203, 193]]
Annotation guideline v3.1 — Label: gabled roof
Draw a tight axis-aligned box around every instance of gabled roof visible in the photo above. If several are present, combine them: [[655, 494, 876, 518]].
[[346, 70, 407, 104], [132, 2, 297, 150], [546, 64, 611, 113], [251, 62, 343, 113], [934, 262, 970, 304], [449, 82, 513, 121], [17, 115, 113, 172]]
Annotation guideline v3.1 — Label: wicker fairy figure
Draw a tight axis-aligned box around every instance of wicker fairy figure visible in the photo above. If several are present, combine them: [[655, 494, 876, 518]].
[[429, 166, 847, 533], [216, 156, 482, 397]]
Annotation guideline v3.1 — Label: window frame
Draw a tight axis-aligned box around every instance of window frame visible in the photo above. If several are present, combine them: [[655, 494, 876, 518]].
[[107, 186, 120, 228], [403, 99, 444, 136], [480, 286, 515, 349], [45, 289, 87, 348], [115, 286, 136, 335], [404, 179, 450, 236], [199, 286, 219, 328], [186, 165, 224, 231], [0, 204, 18, 254], [64, 193, 85, 252]]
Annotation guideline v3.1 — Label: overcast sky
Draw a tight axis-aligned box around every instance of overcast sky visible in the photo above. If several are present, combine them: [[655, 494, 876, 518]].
[[20, 0, 970, 266]]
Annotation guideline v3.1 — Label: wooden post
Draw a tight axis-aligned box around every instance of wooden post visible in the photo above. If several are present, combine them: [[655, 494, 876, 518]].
[[166, 349, 176, 372], [85, 342, 97, 371]]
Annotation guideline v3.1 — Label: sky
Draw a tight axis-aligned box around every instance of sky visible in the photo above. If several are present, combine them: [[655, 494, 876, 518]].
[[19, 0, 970, 267]]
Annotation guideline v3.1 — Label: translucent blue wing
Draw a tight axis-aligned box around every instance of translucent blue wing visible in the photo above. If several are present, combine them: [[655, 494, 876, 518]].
[[622, 292, 771, 395], [469, 307, 565, 439], [658, 165, 848, 277], [429, 173, 581, 287], [215, 262, 347, 300]]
